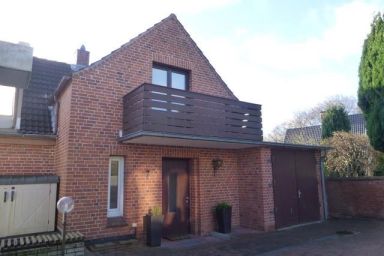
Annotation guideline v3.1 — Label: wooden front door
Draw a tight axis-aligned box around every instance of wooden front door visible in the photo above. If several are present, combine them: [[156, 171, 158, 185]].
[[162, 159, 190, 239]]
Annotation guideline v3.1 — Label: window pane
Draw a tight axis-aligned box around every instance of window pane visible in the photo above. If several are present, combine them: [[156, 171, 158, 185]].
[[152, 68, 167, 87], [109, 160, 119, 209], [0, 85, 15, 116], [168, 173, 177, 212], [171, 72, 186, 90]]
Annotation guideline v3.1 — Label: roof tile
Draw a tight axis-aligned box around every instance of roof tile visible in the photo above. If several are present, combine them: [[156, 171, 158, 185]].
[[284, 114, 366, 145], [19, 57, 72, 135]]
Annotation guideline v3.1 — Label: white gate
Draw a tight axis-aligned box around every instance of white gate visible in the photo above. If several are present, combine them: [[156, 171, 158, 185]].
[[0, 180, 57, 238]]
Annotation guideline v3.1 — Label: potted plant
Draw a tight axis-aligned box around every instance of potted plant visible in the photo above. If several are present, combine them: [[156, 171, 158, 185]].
[[215, 202, 232, 233], [145, 206, 163, 246]]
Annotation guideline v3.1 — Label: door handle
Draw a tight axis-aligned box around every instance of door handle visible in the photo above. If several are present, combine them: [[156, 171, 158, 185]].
[[3, 191, 7, 203], [298, 189, 302, 199], [11, 190, 15, 202]]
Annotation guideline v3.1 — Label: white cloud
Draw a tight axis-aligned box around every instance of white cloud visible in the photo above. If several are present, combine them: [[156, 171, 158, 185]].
[[195, 0, 380, 135], [0, 0, 380, 136], [0, 0, 237, 63]]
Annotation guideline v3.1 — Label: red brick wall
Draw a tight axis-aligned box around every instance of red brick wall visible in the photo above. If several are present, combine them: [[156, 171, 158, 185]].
[[61, 143, 241, 239], [56, 15, 241, 240], [55, 83, 73, 198], [238, 148, 275, 231], [0, 138, 55, 175], [327, 177, 384, 219]]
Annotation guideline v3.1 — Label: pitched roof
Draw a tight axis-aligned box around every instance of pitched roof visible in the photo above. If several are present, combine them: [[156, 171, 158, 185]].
[[70, 14, 237, 99], [20, 14, 237, 135], [284, 113, 366, 145], [20, 57, 72, 134], [285, 125, 322, 145]]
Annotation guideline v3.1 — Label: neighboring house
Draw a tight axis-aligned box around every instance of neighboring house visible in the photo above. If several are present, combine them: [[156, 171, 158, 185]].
[[0, 14, 325, 242], [285, 114, 366, 145]]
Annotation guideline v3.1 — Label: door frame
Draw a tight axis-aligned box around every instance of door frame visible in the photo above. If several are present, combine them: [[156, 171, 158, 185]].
[[162, 158, 191, 237]]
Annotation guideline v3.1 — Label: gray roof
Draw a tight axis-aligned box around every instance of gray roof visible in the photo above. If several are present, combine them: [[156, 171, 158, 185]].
[[20, 57, 72, 135], [284, 114, 366, 145]]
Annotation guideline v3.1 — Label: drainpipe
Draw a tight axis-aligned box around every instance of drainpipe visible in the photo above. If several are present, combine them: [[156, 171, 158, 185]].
[[320, 149, 328, 220]]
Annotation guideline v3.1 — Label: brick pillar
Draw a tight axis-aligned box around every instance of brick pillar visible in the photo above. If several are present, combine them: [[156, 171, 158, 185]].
[[259, 148, 275, 231]]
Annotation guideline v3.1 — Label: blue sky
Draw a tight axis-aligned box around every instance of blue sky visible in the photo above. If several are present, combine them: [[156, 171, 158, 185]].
[[0, 0, 382, 135]]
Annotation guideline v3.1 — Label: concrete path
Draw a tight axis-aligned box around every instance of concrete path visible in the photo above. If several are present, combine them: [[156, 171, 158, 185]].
[[86, 219, 384, 255]]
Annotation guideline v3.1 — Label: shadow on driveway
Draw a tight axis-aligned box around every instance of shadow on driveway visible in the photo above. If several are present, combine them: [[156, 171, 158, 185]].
[[86, 219, 384, 256]]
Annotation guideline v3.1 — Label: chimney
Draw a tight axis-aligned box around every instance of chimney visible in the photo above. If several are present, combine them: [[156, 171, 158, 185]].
[[76, 45, 89, 66], [320, 111, 325, 122]]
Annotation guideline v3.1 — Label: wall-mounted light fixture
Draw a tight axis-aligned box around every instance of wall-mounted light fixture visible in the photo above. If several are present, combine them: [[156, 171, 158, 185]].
[[212, 158, 223, 175]]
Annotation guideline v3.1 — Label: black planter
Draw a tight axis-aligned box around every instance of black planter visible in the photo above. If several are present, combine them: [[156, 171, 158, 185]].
[[216, 206, 232, 233], [145, 214, 163, 246]]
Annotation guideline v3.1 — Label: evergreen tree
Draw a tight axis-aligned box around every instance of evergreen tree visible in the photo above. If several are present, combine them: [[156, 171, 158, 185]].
[[358, 13, 384, 152], [321, 105, 351, 139]]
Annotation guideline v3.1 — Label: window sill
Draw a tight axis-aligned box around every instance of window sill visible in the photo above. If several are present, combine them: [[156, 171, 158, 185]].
[[106, 217, 128, 228]]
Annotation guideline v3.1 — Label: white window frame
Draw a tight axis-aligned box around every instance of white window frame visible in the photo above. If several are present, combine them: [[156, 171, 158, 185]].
[[0, 85, 17, 129], [107, 156, 124, 217]]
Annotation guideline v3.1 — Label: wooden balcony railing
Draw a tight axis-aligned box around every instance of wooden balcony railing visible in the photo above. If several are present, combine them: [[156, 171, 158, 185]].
[[122, 83, 262, 142]]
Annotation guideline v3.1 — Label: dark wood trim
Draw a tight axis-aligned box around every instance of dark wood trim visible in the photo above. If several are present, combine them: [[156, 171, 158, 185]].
[[122, 83, 263, 142]]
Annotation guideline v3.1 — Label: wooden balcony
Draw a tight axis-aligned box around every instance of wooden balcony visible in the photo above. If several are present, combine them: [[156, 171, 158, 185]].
[[120, 84, 263, 148]]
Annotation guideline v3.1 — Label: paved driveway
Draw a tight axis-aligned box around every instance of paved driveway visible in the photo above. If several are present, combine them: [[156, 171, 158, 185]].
[[86, 219, 384, 255]]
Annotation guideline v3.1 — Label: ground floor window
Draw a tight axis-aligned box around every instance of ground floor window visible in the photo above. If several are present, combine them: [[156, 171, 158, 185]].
[[107, 157, 124, 217]]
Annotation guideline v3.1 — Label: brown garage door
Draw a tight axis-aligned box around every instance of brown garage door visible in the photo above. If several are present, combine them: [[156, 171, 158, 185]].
[[272, 149, 320, 229], [295, 150, 320, 224]]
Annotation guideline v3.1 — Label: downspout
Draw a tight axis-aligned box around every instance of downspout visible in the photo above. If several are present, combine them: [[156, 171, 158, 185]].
[[320, 149, 328, 220]]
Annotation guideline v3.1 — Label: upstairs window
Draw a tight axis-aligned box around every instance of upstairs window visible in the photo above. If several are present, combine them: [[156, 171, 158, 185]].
[[0, 85, 16, 128], [152, 65, 188, 90]]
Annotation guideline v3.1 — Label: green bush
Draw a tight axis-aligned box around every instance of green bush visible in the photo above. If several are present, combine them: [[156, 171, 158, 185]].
[[374, 153, 384, 176], [150, 206, 162, 216], [325, 132, 377, 177], [215, 202, 231, 211], [321, 105, 351, 139]]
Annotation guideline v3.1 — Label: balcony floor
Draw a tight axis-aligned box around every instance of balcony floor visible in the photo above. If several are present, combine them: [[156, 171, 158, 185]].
[[118, 131, 326, 150], [119, 131, 260, 149]]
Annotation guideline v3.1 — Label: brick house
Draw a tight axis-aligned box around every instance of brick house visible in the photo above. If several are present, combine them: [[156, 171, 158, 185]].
[[0, 14, 325, 242], [285, 114, 366, 145]]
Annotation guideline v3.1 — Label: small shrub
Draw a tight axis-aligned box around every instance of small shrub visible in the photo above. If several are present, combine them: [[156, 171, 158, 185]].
[[325, 132, 378, 177], [150, 206, 162, 216], [374, 153, 384, 176], [215, 202, 231, 211]]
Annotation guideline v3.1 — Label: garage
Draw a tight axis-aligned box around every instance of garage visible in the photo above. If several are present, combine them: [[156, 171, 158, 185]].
[[271, 148, 321, 229]]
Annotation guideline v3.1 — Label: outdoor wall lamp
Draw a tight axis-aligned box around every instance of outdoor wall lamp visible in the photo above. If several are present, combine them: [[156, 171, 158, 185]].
[[212, 158, 223, 175]]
